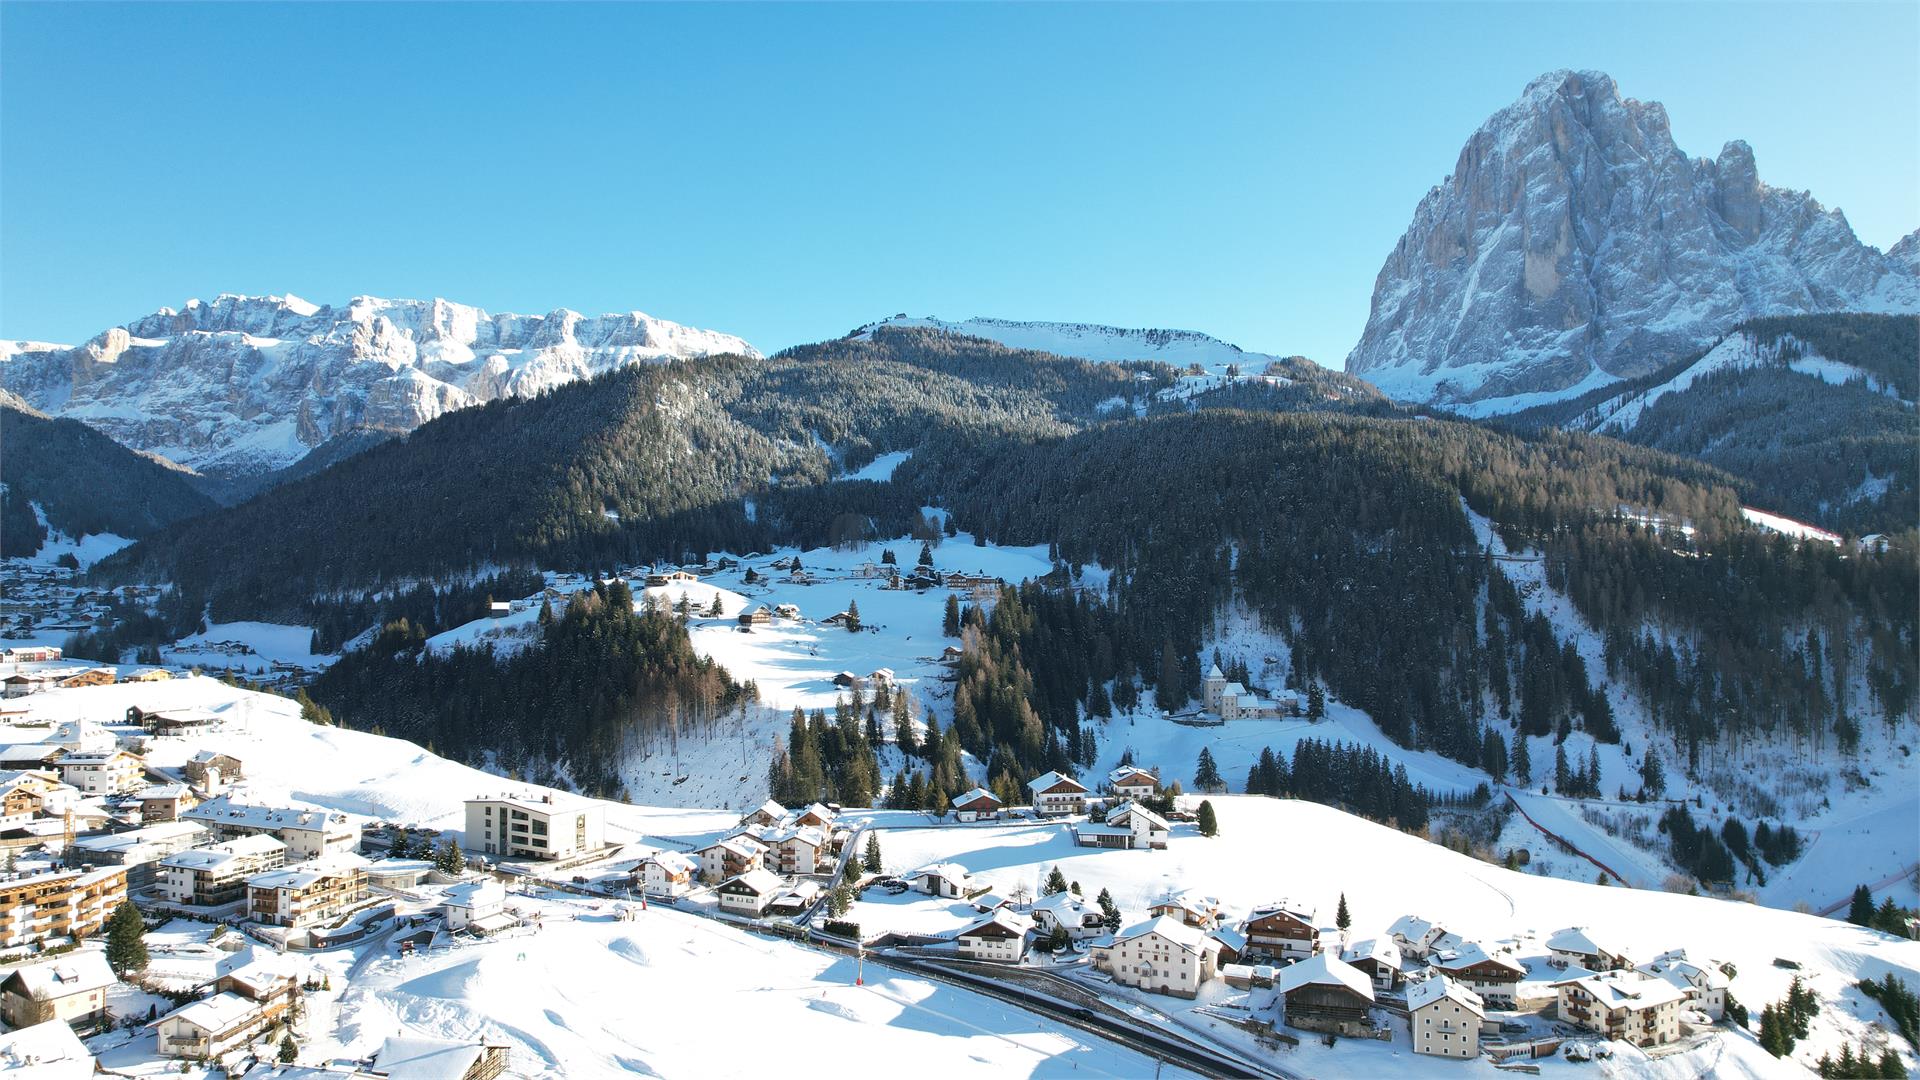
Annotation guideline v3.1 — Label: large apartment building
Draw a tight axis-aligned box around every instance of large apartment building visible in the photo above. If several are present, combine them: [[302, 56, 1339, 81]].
[[0, 866, 127, 950], [158, 834, 289, 908], [247, 853, 370, 929], [184, 799, 359, 859], [464, 792, 604, 861]]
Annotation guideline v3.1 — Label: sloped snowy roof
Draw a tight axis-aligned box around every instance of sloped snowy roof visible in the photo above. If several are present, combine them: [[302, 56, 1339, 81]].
[[375, 1035, 491, 1079], [1407, 973, 1482, 1014], [1275, 951, 1375, 1001], [954, 908, 1032, 940], [160, 990, 260, 1033], [1027, 770, 1086, 795], [1432, 941, 1524, 977], [1560, 970, 1687, 1010], [0, 1019, 92, 1079], [3, 951, 115, 1001], [1547, 926, 1615, 957], [1114, 915, 1209, 954]]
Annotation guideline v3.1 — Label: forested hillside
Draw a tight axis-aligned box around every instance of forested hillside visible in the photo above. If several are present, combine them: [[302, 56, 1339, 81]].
[[0, 397, 217, 556], [899, 410, 1916, 778], [309, 579, 748, 797], [97, 328, 1165, 623], [1499, 314, 1918, 536], [90, 327, 1918, 806]]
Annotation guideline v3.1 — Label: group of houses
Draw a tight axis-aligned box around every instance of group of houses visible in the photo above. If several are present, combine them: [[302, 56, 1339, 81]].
[[935, 880, 1726, 1063], [629, 799, 847, 918]]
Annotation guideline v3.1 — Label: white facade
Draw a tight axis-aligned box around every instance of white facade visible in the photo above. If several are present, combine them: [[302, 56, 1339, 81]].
[[717, 869, 782, 916], [1027, 772, 1087, 817], [465, 792, 604, 861], [443, 880, 507, 931], [154, 991, 267, 1059], [185, 799, 359, 860], [639, 852, 696, 896], [1106, 767, 1158, 801], [1030, 890, 1109, 941], [955, 910, 1031, 963], [57, 751, 144, 795], [1408, 975, 1484, 1059], [1106, 916, 1218, 998], [1556, 971, 1685, 1048], [159, 834, 289, 907]]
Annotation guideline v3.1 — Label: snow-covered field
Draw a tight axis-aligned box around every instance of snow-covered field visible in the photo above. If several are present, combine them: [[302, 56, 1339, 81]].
[[163, 620, 334, 674], [331, 894, 1180, 1080]]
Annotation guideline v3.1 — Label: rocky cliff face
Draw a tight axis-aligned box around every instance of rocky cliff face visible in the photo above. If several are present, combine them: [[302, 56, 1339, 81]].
[[0, 294, 759, 477], [1345, 70, 1920, 412]]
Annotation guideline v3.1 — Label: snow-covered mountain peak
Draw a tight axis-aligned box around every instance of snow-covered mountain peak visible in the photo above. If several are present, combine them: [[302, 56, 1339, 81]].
[[853, 313, 1298, 375], [1, 293, 760, 478], [1347, 70, 1920, 412]]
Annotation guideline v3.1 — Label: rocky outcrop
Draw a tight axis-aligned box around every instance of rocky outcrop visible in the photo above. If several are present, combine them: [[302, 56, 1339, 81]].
[[1345, 70, 1920, 412], [1, 294, 758, 477]]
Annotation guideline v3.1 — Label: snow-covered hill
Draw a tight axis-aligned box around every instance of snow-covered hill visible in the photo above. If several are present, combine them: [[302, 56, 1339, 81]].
[[1532, 329, 1913, 433], [854, 314, 1297, 375], [12, 675, 1918, 1078], [1346, 70, 1920, 412], [0, 293, 759, 478]]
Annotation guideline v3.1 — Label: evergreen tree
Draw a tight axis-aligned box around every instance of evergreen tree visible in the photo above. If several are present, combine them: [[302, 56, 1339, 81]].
[[1043, 865, 1068, 896], [829, 882, 853, 917], [1194, 748, 1223, 792], [943, 594, 962, 637], [1043, 923, 1070, 953], [279, 1034, 298, 1064], [918, 542, 935, 567], [864, 833, 883, 874], [1306, 683, 1326, 720], [845, 598, 862, 632], [1640, 748, 1666, 798], [706, 594, 724, 617], [1335, 892, 1351, 932], [105, 901, 148, 974], [1512, 735, 1532, 786], [1850, 885, 1877, 927], [1196, 799, 1218, 837], [1554, 743, 1571, 793], [435, 837, 466, 875]]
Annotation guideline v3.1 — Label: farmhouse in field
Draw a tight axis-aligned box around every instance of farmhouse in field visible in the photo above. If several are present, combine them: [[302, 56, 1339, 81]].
[[951, 787, 1002, 822], [1026, 771, 1087, 817], [1106, 765, 1159, 801], [1073, 800, 1169, 849]]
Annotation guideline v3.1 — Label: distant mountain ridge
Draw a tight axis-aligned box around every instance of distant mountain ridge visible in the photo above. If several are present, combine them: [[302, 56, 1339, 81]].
[[1346, 70, 1920, 412], [853, 314, 1288, 374], [0, 293, 759, 478]]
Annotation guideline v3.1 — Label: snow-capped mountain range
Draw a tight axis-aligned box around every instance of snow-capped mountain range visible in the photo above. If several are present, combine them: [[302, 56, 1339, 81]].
[[853, 314, 1285, 375], [0, 293, 759, 477], [1346, 70, 1920, 414]]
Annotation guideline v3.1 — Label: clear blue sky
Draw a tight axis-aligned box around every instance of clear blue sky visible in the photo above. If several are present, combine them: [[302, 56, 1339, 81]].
[[3, 2, 1914, 365]]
